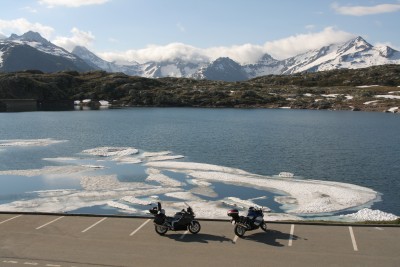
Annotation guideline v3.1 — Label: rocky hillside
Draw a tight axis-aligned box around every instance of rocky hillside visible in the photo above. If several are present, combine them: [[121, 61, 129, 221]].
[[0, 65, 399, 112]]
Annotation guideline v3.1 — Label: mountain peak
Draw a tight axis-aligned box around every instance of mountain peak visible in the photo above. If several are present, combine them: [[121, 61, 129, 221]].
[[349, 36, 372, 49], [72, 45, 91, 54], [8, 31, 50, 44]]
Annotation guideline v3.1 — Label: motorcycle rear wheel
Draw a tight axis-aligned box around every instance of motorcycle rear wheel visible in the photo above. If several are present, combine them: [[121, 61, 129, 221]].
[[234, 224, 246, 238], [188, 221, 201, 234], [155, 224, 168, 235]]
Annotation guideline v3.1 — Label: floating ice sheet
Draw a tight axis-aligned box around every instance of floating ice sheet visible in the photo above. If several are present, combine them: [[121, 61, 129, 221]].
[[82, 147, 139, 157], [0, 138, 67, 147], [0, 143, 393, 221], [339, 208, 398, 221], [147, 161, 378, 214]]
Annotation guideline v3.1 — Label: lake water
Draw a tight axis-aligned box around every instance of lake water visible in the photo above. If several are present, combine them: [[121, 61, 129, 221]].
[[0, 108, 399, 218]]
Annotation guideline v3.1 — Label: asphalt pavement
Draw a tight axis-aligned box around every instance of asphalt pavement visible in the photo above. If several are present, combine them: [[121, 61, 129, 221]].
[[0, 213, 399, 267]]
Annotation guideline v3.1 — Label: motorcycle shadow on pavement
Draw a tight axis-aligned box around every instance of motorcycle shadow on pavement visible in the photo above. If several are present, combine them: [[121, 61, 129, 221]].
[[164, 233, 234, 244], [242, 230, 301, 247]]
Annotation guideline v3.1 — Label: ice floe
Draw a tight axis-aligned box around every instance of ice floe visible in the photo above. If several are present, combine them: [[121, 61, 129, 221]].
[[107, 201, 137, 213], [278, 172, 294, 178], [82, 147, 139, 157], [142, 151, 172, 157], [340, 208, 398, 221], [121, 196, 152, 206], [222, 197, 270, 211], [0, 138, 67, 147], [81, 175, 150, 191], [0, 165, 92, 177], [145, 168, 182, 187], [0, 143, 395, 222], [147, 161, 378, 214], [165, 191, 203, 201]]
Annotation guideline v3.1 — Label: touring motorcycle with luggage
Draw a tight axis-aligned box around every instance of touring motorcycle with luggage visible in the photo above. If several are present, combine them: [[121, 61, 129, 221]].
[[149, 202, 201, 235], [227, 206, 268, 237]]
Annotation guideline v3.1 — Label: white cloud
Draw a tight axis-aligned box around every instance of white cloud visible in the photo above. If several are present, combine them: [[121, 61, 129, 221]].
[[375, 41, 400, 51], [331, 2, 400, 16], [52, 27, 95, 51], [100, 43, 210, 65], [98, 27, 356, 64], [0, 18, 54, 39], [263, 27, 356, 59], [39, 0, 109, 8]]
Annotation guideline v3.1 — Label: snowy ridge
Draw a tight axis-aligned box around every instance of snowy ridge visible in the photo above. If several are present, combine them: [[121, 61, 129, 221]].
[[0, 31, 93, 72], [9, 31, 79, 61], [1, 31, 399, 81], [75, 35, 400, 81], [279, 36, 400, 74]]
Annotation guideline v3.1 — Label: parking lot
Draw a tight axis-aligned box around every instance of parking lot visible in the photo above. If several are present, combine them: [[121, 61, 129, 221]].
[[0, 213, 399, 267]]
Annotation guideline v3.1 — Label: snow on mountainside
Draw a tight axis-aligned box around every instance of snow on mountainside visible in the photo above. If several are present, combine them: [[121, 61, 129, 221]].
[[73, 45, 206, 78], [280, 36, 400, 74], [141, 59, 206, 78], [193, 57, 248, 81], [0, 31, 399, 81], [243, 53, 284, 77], [8, 31, 77, 61], [0, 31, 93, 72], [72, 46, 140, 75]]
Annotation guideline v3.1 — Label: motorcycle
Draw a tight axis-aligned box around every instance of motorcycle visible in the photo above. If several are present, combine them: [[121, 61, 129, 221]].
[[227, 206, 268, 237], [149, 202, 201, 235]]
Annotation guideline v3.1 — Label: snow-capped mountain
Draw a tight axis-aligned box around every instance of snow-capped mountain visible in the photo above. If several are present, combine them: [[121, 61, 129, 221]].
[[72, 46, 206, 78], [278, 36, 400, 74], [72, 46, 140, 75], [140, 59, 206, 78], [193, 57, 248, 81], [0, 31, 93, 72], [243, 53, 284, 77], [77, 36, 399, 81], [1, 32, 399, 81]]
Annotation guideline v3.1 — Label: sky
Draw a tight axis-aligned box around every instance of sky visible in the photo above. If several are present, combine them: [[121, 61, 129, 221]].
[[0, 0, 399, 64]]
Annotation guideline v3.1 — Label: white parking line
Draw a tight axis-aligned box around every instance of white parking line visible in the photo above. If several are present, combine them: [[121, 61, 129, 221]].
[[129, 219, 150, 236], [232, 235, 239, 244], [0, 215, 22, 225], [36, 216, 64, 230], [23, 262, 38, 265], [81, 217, 107, 233], [349, 226, 358, 251], [180, 230, 189, 239], [288, 224, 295, 246]]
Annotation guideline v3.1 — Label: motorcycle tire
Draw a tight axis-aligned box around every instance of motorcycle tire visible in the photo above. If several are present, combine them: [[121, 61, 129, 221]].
[[261, 221, 268, 232], [155, 224, 168, 235], [188, 221, 201, 234], [234, 224, 246, 238]]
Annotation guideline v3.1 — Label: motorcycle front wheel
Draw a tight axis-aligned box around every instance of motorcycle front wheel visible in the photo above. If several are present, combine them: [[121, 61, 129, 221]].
[[188, 221, 201, 234], [234, 224, 246, 237], [261, 221, 268, 232], [155, 224, 168, 235]]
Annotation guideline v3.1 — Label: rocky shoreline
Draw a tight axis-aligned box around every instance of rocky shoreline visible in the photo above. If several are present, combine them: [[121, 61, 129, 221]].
[[1, 65, 399, 113]]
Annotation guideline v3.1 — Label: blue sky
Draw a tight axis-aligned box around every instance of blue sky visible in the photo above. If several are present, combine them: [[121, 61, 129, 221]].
[[0, 0, 399, 64]]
